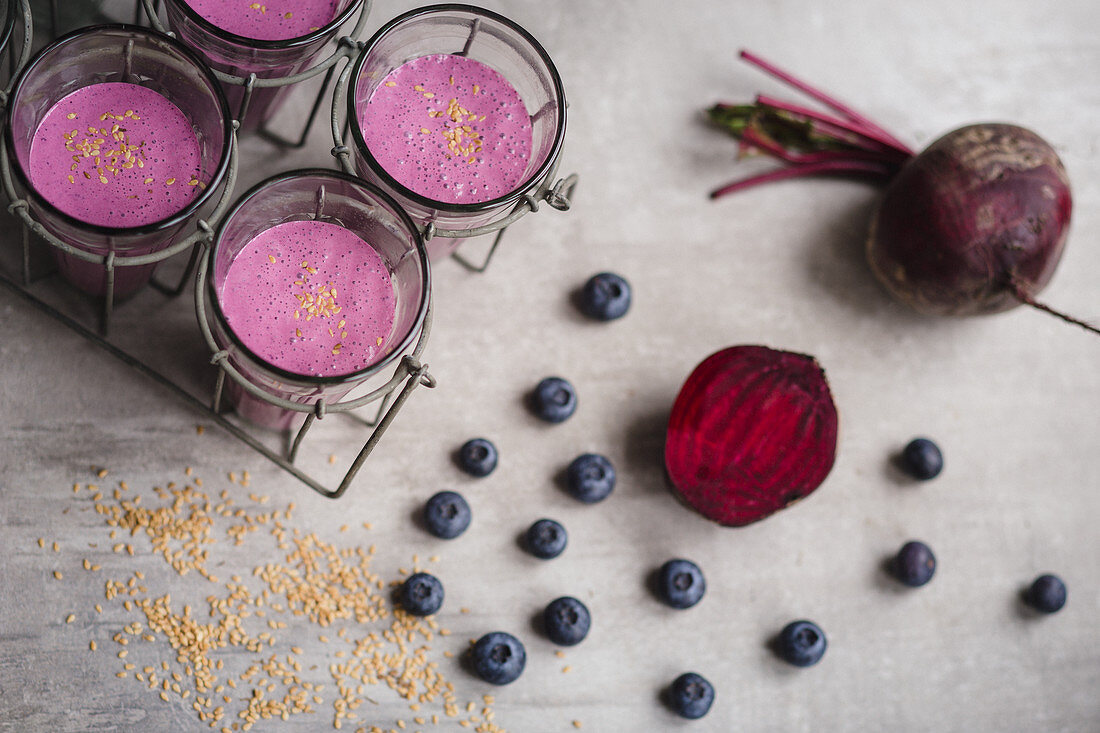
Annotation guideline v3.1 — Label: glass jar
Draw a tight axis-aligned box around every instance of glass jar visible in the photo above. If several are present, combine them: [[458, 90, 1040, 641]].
[[162, 0, 364, 131], [347, 4, 567, 261], [3, 24, 232, 298], [202, 168, 430, 431]]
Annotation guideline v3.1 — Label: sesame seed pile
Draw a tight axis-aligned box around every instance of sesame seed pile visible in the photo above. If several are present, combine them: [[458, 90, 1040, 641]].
[[44, 467, 510, 733]]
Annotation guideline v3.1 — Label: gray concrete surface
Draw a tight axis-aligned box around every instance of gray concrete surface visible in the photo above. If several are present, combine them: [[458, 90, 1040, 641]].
[[1, 1, 1098, 731]]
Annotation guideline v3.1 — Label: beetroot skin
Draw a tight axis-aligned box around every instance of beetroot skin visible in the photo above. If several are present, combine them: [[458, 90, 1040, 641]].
[[664, 346, 838, 527], [867, 123, 1072, 316]]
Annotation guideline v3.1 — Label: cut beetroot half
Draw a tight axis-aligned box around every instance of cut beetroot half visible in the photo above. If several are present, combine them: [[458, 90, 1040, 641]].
[[664, 345, 839, 527]]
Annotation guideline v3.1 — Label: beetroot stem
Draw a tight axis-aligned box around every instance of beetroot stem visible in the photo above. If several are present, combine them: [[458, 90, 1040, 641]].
[[709, 159, 895, 199], [739, 50, 913, 154], [740, 126, 901, 167], [1008, 279, 1100, 336], [754, 95, 914, 157]]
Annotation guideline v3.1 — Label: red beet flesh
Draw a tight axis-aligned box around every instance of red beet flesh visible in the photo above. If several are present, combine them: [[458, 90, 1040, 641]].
[[868, 123, 1072, 316], [665, 346, 838, 527]]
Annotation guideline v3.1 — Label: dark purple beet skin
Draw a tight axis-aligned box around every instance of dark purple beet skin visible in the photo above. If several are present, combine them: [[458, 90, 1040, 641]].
[[867, 124, 1072, 316], [664, 346, 839, 527]]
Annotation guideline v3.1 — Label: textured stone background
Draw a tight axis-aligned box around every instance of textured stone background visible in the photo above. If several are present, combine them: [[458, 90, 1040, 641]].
[[1, 1, 1097, 731]]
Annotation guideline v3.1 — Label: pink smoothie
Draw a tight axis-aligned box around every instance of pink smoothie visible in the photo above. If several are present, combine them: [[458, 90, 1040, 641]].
[[182, 0, 342, 41], [359, 54, 533, 204], [219, 220, 396, 377], [28, 83, 202, 228]]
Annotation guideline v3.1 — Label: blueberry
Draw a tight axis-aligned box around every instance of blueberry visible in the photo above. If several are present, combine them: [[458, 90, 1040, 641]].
[[565, 453, 616, 504], [543, 596, 591, 646], [458, 438, 498, 477], [776, 620, 827, 667], [399, 572, 444, 616], [525, 518, 567, 559], [470, 631, 526, 685], [530, 377, 577, 423], [1025, 574, 1067, 614], [656, 558, 706, 609], [891, 540, 936, 587], [900, 437, 943, 480], [579, 272, 632, 321], [423, 490, 471, 539], [666, 672, 715, 719]]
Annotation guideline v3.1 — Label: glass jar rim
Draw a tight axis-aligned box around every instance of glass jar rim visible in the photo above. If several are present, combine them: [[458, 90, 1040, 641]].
[[205, 168, 431, 387], [164, 0, 365, 49], [3, 23, 234, 238], [346, 3, 567, 216]]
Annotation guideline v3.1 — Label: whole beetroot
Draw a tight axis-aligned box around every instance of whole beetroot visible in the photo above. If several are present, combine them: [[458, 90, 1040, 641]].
[[707, 52, 1097, 335], [867, 124, 1072, 316]]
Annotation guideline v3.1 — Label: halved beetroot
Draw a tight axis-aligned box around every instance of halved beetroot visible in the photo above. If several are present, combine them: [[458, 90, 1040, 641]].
[[664, 345, 839, 526]]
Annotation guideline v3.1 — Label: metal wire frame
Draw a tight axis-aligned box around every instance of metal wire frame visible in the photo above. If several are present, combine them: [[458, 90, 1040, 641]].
[[0, 0, 33, 107], [328, 38, 579, 273], [139, 0, 373, 148]]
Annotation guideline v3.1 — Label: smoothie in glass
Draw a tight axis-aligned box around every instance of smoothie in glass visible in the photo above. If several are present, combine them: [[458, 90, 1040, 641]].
[[218, 219, 396, 377], [181, 0, 343, 41], [358, 53, 533, 205], [28, 82, 202, 228]]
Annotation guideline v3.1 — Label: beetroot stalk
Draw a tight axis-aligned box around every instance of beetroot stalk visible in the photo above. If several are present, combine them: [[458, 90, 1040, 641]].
[[739, 126, 903, 167], [709, 159, 895, 199], [753, 95, 913, 157], [739, 50, 912, 153]]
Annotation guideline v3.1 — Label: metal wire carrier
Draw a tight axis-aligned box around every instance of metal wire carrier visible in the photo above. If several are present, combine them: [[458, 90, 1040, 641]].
[[1, 0, 32, 107]]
